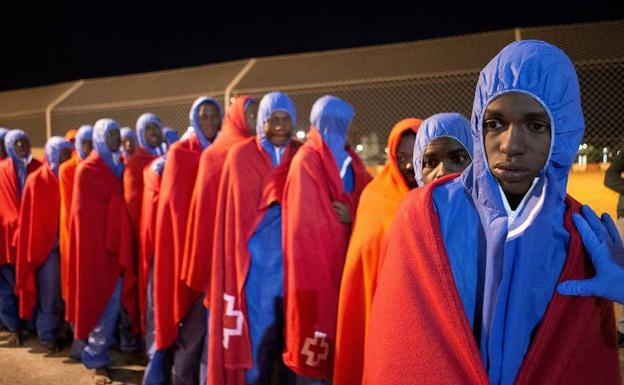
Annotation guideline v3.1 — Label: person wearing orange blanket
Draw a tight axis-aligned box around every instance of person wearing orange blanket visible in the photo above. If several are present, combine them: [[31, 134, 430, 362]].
[[282, 95, 372, 381], [153, 96, 222, 385], [68, 119, 138, 381], [332, 117, 421, 385], [0, 129, 41, 346], [64, 128, 77, 144], [362, 40, 621, 385], [15, 136, 72, 353]]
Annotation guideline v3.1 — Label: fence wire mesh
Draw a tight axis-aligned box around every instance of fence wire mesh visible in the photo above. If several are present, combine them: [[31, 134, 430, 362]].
[[0, 20, 622, 216]]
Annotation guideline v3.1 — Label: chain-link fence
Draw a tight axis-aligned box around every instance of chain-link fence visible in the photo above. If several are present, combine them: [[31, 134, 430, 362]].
[[1, 20, 622, 216]]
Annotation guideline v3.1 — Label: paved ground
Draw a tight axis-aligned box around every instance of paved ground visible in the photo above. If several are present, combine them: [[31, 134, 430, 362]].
[[0, 330, 145, 385]]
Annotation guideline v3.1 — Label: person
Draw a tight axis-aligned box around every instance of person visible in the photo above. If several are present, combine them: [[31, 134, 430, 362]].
[[121, 127, 138, 160], [206, 91, 302, 385], [0, 129, 41, 346], [602, 142, 624, 346], [67, 119, 139, 382], [153, 96, 222, 385], [362, 40, 621, 385], [15, 136, 73, 352], [282, 95, 372, 381], [163, 127, 180, 145], [0, 128, 8, 160], [65, 128, 78, 144]]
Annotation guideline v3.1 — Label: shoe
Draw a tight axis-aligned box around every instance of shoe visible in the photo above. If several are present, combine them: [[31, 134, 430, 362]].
[[7, 330, 23, 347], [618, 330, 624, 348], [92, 367, 113, 385], [41, 340, 61, 354]]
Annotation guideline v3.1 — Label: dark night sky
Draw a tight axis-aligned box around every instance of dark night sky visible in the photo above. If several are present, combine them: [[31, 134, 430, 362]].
[[1, 0, 622, 92]]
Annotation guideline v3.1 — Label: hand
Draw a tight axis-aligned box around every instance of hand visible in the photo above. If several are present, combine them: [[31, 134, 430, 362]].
[[332, 201, 351, 224], [557, 205, 624, 304]]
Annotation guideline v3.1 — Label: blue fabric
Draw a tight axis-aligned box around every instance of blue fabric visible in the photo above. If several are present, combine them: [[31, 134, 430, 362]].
[[150, 155, 167, 177], [0, 264, 19, 332], [93, 119, 124, 179], [310, 95, 354, 174], [245, 205, 286, 384], [75, 125, 93, 160], [163, 127, 180, 145], [189, 96, 223, 150], [257, 92, 296, 166], [45, 136, 72, 176], [143, 264, 172, 385], [120, 127, 138, 159], [432, 40, 584, 385], [4, 129, 31, 196], [343, 164, 354, 193], [35, 249, 63, 344], [412, 112, 473, 187], [136, 113, 166, 156], [82, 278, 122, 369], [172, 297, 207, 385]]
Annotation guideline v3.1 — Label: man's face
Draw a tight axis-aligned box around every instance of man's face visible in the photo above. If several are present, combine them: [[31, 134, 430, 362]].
[[106, 129, 122, 152], [421, 137, 471, 185], [198, 103, 222, 142], [245, 102, 259, 135], [395, 131, 417, 189], [59, 148, 73, 164], [144, 123, 164, 148], [263, 111, 293, 147], [81, 140, 93, 156], [14, 137, 31, 158], [483, 92, 551, 196]]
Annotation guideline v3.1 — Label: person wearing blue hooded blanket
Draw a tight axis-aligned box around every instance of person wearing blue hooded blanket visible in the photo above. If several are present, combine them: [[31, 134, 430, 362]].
[[0, 129, 41, 347], [153, 96, 222, 385], [362, 40, 622, 385], [206, 91, 303, 385]]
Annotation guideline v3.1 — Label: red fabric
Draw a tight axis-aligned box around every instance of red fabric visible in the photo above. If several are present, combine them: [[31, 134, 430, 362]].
[[207, 138, 300, 385], [67, 152, 138, 340], [124, 147, 157, 237], [0, 158, 42, 266], [183, 96, 253, 295], [15, 164, 60, 319], [138, 161, 161, 334], [59, 156, 79, 303], [153, 134, 203, 349], [282, 128, 372, 378], [333, 118, 421, 385], [362, 177, 621, 385]]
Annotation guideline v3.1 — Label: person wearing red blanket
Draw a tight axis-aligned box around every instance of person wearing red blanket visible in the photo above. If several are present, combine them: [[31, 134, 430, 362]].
[[206, 91, 304, 385], [0, 128, 8, 160], [121, 127, 138, 161], [0, 129, 41, 346], [363, 40, 621, 385], [282, 95, 372, 381], [15, 136, 72, 352], [68, 118, 138, 380], [154, 96, 222, 385]]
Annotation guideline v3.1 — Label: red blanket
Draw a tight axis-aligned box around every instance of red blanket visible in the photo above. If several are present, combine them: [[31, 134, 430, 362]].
[[138, 161, 161, 334], [15, 163, 60, 319], [0, 157, 41, 266], [282, 128, 371, 378], [183, 96, 253, 295], [124, 147, 157, 237], [153, 134, 202, 349], [67, 152, 138, 340], [207, 138, 300, 385], [362, 177, 621, 385], [59, 156, 79, 303]]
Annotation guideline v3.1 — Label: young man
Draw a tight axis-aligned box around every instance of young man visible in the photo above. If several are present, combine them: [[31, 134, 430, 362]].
[[0, 129, 41, 346], [282, 95, 372, 381], [68, 119, 138, 381], [207, 91, 301, 384], [153, 96, 222, 385], [15, 136, 73, 352], [362, 40, 621, 385], [121, 127, 138, 160], [59, 125, 93, 309]]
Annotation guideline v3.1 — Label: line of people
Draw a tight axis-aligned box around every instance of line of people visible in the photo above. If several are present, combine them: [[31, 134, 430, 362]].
[[1, 39, 623, 385]]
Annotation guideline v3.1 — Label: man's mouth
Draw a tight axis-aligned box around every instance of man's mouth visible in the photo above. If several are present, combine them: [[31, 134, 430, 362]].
[[492, 162, 532, 182]]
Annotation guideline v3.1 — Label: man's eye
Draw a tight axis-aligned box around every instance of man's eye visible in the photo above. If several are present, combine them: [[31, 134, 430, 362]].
[[483, 120, 504, 131], [423, 159, 437, 168], [452, 154, 468, 164], [526, 122, 550, 133]]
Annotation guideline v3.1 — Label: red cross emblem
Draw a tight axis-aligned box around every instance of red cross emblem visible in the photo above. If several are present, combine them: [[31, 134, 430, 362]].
[[301, 331, 329, 367]]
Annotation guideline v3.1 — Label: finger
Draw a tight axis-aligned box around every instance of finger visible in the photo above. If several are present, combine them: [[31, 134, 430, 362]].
[[572, 214, 601, 265], [557, 279, 598, 297], [601, 213, 624, 247], [581, 204, 609, 241]]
